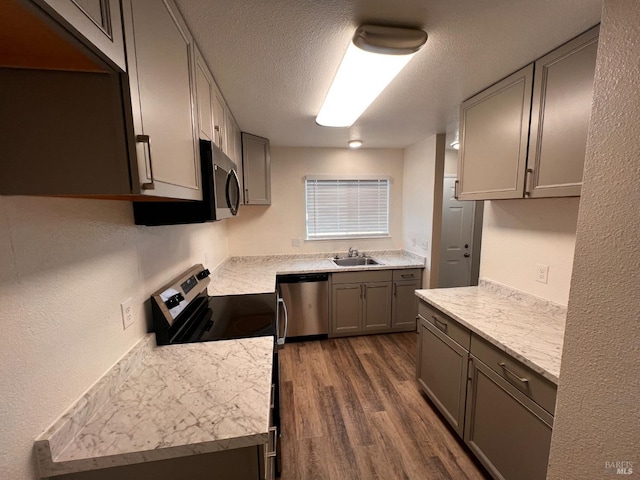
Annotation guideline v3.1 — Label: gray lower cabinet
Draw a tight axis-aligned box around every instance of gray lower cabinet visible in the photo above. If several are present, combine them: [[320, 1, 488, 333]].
[[362, 282, 393, 331], [331, 269, 422, 337], [332, 282, 363, 334], [392, 269, 421, 329], [465, 356, 553, 480], [416, 317, 468, 437], [416, 299, 557, 480]]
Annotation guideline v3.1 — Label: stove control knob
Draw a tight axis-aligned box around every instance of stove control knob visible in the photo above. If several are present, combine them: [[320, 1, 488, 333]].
[[196, 269, 211, 280], [165, 293, 184, 309]]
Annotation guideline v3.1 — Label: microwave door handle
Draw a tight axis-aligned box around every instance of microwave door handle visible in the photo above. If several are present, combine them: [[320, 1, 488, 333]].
[[226, 170, 240, 215]]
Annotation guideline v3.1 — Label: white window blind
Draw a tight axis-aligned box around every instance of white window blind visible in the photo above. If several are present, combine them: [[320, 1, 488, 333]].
[[306, 178, 390, 239]]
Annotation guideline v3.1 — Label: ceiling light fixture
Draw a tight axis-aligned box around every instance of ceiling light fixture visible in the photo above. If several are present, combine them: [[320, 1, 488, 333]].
[[450, 141, 459, 150], [316, 25, 428, 128], [348, 139, 363, 148]]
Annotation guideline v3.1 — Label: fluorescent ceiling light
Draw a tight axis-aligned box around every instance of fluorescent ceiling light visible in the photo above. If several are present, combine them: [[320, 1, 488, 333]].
[[316, 25, 427, 128], [348, 139, 363, 148]]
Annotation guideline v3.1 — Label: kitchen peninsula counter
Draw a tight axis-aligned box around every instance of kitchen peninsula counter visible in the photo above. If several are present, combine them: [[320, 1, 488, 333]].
[[35, 335, 274, 478], [208, 250, 425, 296], [416, 280, 566, 383]]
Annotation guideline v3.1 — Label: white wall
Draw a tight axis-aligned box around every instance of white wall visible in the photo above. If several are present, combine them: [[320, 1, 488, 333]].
[[402, 134, 445, 288], [444, 148, 458, 175], [548, 1, 640, 477], [227, 147, 404, 256], [0, 196, 229, 480], [479, 197, 579, 305]]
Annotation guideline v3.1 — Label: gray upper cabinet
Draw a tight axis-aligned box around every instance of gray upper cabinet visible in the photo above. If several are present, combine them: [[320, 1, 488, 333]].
[[458, 64, 533, 200], [212, 86, 227, 151], [242, 133, 272, 205], [194, 47, 215, 143], [527, 26, 599, 198], [458, 26, 598, 201], [36, 0, 126, 70], [122, 0, 202, 201]]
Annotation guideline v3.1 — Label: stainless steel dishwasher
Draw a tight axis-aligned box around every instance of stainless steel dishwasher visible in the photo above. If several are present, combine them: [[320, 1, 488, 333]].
[[277, 273, 329, 339]]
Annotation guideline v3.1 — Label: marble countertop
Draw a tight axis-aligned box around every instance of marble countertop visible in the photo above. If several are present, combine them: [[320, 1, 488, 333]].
[[35, 335, 274, 477], [415, 280, 566, 384], [208, 250, 425, 296]]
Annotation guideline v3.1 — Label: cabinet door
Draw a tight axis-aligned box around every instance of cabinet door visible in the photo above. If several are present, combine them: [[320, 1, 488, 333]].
[[194, 47, 214, 142], [332, 283, 362, 334], [391, 281, 419, 329], [458, 64, 533, 200], [38, 0, 126, 70], [212, 86, 226, 151], [362, 282, 392, 331], [417, 318, 469, 437], [242, 133, 271, 205], [527, 26, 599, 198], [464, 356, 553, 480], [123, 0, 201, 200]]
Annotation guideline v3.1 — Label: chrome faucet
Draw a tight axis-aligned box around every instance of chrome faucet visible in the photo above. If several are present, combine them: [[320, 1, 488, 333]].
[[348, 247, 359, 257]]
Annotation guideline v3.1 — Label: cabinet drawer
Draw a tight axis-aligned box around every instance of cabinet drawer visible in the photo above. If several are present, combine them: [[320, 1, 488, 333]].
[[332, 270, 392, 284], [470, 334, 557, 414], [392, 269, 422, 282], [418, 302, 471, 350]]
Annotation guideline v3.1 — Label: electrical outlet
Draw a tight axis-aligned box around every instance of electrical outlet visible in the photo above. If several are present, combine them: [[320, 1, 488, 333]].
[[536, 264, 549, 284], [121, 298, 134, 330], [420, 239, 429, 250], [291, 238, 302, 247]]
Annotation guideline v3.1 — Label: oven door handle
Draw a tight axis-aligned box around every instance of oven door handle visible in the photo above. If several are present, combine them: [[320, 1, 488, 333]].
[[277, 296, 288, 347]]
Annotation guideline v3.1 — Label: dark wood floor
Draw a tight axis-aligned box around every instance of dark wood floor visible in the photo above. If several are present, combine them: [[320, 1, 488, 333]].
[[278, 332, 490, 480]]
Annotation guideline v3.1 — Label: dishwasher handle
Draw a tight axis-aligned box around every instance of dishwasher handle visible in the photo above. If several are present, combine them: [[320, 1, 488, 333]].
[[277, 296, 288, 347]]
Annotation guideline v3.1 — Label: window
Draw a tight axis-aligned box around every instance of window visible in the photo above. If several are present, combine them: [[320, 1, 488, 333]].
[[305, 177, 390, 239]]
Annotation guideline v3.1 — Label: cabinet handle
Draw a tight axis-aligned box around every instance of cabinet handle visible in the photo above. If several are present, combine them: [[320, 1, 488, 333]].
[[393, 283, 397, 296], [363, 284, 367, 299], [270, 383, 275, 409], [524, 168, 533, 197], [468, 357, 474, 382], [137, 135, 155, 190], [454, 179, 459, 200], [267, 426, 278, 458], [432, 315, 448, 332], [498, 362, 529, 384]]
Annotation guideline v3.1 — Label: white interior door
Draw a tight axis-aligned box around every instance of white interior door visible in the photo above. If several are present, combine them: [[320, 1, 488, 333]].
[[439, 176, 476, 287]]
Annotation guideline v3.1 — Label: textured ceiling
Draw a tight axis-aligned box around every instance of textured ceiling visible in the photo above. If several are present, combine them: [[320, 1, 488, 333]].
[[174, 0, 602, 148]]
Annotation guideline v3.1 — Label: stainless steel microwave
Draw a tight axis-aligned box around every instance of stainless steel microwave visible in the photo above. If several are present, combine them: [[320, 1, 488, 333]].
[[133, 140, 241, 225]]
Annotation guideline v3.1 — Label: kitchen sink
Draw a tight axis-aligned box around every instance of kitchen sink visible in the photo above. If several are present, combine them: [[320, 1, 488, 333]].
[[331, 257, 380, 267]]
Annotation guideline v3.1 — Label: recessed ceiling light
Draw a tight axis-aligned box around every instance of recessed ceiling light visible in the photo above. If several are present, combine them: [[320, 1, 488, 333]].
[[450, 141, 459, 150], [316, 25, 428, 128], [348, 140, 363, 148]]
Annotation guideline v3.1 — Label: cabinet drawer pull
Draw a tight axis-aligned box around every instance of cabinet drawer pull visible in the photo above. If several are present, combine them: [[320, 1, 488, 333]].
[[454, 179, 459, 199], [137, 135, 155, 190], [401, 273, 414, 279], [498, 362, 529, 384], [432, 315, 448, 332], [267, 426, 278, 458], [393, 283, 397, 296]]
